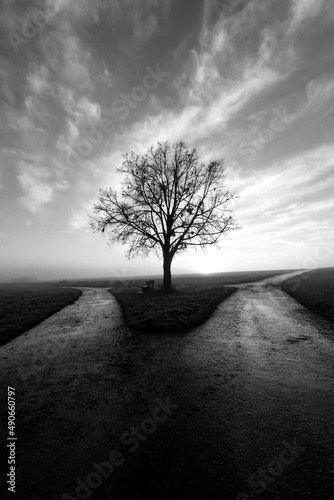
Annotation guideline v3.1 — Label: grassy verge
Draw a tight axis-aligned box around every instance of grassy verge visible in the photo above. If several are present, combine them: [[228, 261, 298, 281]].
[[110, 284, 235, 333], [281, 268, 334, 324], [0, 286, 82, 346]]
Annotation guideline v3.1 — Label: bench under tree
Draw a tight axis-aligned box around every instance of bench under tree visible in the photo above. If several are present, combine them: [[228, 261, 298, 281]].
[[141, 280, 154, 292]]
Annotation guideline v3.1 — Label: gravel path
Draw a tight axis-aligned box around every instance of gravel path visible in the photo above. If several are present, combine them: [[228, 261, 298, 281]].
[[0, 276, 333, 499]]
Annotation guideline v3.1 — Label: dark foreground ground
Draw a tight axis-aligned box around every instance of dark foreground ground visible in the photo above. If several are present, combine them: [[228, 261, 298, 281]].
[[0, 270, 333, 500]]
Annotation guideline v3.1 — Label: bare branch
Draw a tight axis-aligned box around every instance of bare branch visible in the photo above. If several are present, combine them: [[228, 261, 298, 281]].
[[89, 141, 239, 286]]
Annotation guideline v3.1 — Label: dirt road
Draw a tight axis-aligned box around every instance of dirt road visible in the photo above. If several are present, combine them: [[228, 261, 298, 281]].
[[0, 274, 334, 499]]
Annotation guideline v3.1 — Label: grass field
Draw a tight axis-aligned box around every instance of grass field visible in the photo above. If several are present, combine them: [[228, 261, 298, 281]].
[[109, 269, 293, 333], [0, 286, 82, 346], [111, 286, 235, 333], [281, 267, 334, 324]]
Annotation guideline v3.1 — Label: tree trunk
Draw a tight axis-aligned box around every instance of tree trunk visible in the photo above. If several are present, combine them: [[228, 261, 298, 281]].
[[163, 251, 172, 290]]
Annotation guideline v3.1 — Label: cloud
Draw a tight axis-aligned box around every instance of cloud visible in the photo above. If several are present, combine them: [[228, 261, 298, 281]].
[[288, 0, 327, 33], [294, 78, 334, 123], [161, 2, 296, 149], [58, 0, 334, 203], [18, 169, 54, 214], [111, 19, 285, 156], [132, 9, 158, 42], [69, 210, 89, 230], [235, 143, 334, 231], [214, 142, 334, 269], [27, 64, 49, 94], [17, 160, 68, 214], [111, 0, 171, 41], [42, 31, 94, 92], [47, 0, 171, 43], [55, 89, 101, 157]]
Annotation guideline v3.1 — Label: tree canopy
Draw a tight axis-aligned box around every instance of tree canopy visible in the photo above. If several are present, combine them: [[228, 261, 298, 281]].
[[89, 141, 239, 288]]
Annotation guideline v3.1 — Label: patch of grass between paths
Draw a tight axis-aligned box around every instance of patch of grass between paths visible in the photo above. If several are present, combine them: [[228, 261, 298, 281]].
[[110, 285, 235, 333]]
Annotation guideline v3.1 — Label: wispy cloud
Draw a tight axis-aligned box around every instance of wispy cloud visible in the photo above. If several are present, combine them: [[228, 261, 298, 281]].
[[288, 0, 327, 33], [235, 143, 334, 230], [69, 210, 90, 230], [109, 0, 171, 41], [18, 169, 54, 214], [17, 160, 68, 214], [55, 89, 101, 157], [288, 77, 334, 124]]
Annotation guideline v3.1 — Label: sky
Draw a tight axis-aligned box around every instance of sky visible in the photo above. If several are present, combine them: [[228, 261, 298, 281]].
[[0, 0, 334, 282]]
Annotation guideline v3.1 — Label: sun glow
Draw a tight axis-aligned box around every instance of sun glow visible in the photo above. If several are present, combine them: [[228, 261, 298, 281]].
[[191, 251, 226, 275], [198, 262, 220, 274]]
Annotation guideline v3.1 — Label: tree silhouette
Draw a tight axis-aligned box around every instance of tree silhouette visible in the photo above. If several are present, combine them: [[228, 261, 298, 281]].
[[89, 141, 239, 289]]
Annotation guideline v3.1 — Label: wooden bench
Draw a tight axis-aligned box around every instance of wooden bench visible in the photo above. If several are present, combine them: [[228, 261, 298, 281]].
[[141, 280, 154, 292]]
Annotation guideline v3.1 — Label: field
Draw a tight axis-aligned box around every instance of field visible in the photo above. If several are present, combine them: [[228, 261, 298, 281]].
[[112, 285, 235, 332], [41, 269, 295, 288], [0, 285, 82, 346], [2, 268, 331, 343], [0, 270, 292, 343], [281, 267, 334, 324], [109, 269, 294, 332], [5, 267, 331, 344]]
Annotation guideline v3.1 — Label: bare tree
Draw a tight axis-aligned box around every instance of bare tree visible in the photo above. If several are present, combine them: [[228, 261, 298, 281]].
[[89, 141, 239, 289]]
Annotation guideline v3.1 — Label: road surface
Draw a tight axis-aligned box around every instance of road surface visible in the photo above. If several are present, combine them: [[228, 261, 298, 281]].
[[0, 272, 333, 499]]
